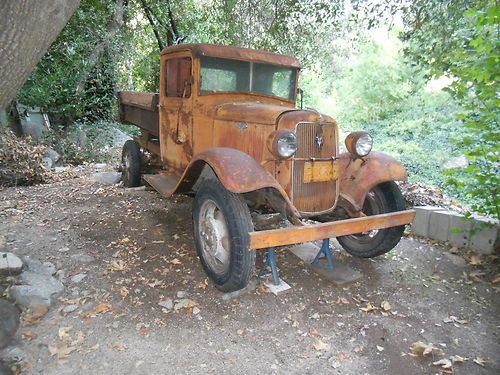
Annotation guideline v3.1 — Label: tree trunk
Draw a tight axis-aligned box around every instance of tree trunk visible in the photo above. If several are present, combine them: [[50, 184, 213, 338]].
[[0, 0, 80, 111]]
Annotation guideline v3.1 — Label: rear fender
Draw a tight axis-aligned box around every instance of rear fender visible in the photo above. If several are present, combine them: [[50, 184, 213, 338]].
[[337, 151, 407, 211], [175, 148, 300, 220]]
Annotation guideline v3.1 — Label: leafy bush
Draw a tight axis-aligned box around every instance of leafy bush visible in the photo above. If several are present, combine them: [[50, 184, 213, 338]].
[[332, 34, 463, 191], [0, 128, 48, 186], [42, 120, 124, 165]]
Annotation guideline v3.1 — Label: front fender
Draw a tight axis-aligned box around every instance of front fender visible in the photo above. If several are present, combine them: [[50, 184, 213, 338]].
[[337, 151, 407, 211], [175, 148, 300, 218]]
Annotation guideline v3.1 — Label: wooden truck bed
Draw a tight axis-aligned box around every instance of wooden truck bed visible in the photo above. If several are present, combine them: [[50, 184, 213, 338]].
[[118, 91, 159, 138]]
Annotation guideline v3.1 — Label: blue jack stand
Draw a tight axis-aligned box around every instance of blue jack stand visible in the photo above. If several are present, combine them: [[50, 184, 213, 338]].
[[312, 238, 335, 270], [259, 247, 280, 285], [258, 248, 292, 294], [306, 238, 363, 287]]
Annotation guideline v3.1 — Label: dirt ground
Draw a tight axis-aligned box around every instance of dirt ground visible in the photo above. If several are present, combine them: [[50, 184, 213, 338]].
[[0, 167, 499, 375]]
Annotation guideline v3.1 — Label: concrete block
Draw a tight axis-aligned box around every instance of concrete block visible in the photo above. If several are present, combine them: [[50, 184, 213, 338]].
[[448, 213, 473, 248], [412, 206, 447, 237], [470, 216, 499, 254], [428, 210, 454, 242]]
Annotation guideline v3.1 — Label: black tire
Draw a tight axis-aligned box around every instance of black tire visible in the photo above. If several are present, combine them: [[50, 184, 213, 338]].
[[337, 181, 406, 258], [193, 177, 255, 292], [121, 140, 142, 187]]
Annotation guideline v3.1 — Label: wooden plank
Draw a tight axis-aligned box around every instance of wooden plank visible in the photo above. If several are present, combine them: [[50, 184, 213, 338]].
[[248, 210, 416, 250]]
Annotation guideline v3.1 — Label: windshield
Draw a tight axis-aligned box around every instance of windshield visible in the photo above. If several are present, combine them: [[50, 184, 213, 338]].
[[200, 56, 297, 101]]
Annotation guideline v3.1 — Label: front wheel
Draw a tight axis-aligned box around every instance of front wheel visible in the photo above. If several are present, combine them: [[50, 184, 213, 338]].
[[337, 181, 406, 258], [193, 177, 255, 292]]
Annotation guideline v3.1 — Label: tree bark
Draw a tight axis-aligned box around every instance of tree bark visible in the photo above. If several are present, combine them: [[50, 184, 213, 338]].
[[0, 0, 80, 111]]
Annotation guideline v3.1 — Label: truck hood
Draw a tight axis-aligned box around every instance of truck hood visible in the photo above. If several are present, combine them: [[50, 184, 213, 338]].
[[214, 102, 298, 125]]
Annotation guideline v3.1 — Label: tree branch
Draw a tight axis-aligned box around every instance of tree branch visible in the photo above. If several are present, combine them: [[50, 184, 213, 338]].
[[75, 0, 125, 93]]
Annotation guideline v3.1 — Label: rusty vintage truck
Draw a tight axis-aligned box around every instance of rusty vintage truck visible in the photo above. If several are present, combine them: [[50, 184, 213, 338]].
[[118, 43, 415, 292]]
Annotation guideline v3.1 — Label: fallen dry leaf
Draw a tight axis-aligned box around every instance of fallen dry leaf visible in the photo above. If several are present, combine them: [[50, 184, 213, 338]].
[[409, 341, 445, 357], [360, 303, 377, 313], [491, 275, 500, 284], [381, 301, 391, 311], [170, 258, 182, 265], [108, 342, 126, 351], [110, 259, 126, 271], [174, 299, 198, 311], [433, 358, 452, 369], [93, 303, 112, 314], [443, 316, 468, 325], [197, 279, 209, 289], [450, 355, 467, 363], [58, 326, 73, 341], [473, 356, 488, 367], [21, 331, 37, 341], [468, 255, 482, 265], [48, 343, 76, 359], [120, 286, 129, 297], [312, 339, 330, 352]]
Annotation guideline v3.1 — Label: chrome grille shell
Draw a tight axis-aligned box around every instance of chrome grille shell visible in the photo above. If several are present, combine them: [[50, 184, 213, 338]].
[[291, 122, 339, 215]]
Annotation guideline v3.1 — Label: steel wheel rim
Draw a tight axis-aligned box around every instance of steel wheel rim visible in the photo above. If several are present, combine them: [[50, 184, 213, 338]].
[[198, 199, 230, 274], [122, 151, 131, 181]]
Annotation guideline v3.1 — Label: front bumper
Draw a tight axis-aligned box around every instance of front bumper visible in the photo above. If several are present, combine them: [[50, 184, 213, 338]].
[[248, 210, 415, 250]]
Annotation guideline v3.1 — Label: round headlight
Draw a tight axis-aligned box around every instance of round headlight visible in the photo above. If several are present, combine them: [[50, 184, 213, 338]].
[[276, 132, 298, 158], [345, 131, 373, 157], [268, 130, 298, 159]]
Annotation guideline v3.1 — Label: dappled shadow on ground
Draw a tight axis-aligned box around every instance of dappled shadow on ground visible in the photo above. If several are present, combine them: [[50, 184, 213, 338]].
[[0, 171, 498, 374]]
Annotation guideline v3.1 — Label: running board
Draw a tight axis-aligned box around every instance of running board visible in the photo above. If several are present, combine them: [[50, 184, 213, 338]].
[[143, 173, 180, 198]]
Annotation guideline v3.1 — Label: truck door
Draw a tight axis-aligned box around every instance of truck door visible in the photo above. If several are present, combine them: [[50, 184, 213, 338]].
[[159, 54, 193, 170]]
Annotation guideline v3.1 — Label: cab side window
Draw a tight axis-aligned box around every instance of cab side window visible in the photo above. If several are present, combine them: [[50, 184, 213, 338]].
[[165, 57, 192, 98]]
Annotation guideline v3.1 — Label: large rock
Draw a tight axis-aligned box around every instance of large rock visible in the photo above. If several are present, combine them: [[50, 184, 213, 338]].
[[0, 300, 20, 350], [91, 171, 122, 185], [9, 271, 64, 311], [42, 147, 61, 169], [0, 253, 22, 276], [22, 257, 55, 276]]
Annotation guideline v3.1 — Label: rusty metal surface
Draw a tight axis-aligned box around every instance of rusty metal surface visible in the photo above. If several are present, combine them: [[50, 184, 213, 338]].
[[248, 210, 416, 250], [118, 92, 159, 138], [160, 43, 301, 68], [214, 102, 295, 125], [336, 151, 408, 211], [173, 147, 300, 219], [143, 173, 180, 198], [291, 122, 338, 214], [119, 43, 411, 227]]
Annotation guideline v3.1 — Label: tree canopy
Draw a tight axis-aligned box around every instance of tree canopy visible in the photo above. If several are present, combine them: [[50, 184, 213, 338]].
[[8, 0, 499, 218]]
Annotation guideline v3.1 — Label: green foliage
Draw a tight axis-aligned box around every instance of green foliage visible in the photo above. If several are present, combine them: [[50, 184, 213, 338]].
[[42, 120, 119, 165], [403, 0, 499, 218], [332, 34, 463, 189], [334, 35, 413, 127], [17, 0, 119, 124]]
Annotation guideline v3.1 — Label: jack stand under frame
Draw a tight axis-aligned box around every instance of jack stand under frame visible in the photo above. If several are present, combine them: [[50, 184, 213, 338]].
[[260, 239, 362, 289], [258, 248, 291, 294], [308, 238, 362, 287]]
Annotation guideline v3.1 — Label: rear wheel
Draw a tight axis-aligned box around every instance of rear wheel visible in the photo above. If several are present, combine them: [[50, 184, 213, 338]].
[[337, 181, 406, 258], [193, 177, 255, 292], [121, 140, 142, 187]]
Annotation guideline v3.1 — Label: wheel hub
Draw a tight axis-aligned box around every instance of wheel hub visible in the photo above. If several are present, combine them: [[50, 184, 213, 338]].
[[198, 200, 230, 274]]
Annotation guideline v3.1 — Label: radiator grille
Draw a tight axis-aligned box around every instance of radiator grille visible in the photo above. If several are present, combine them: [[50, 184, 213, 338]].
[[292, 122, 337, 213]]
